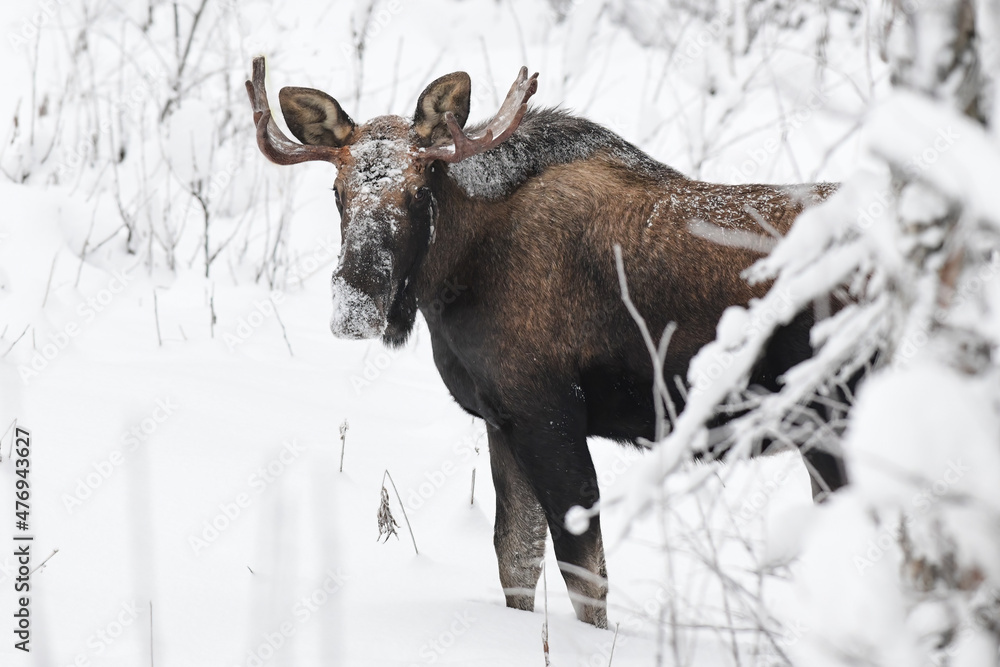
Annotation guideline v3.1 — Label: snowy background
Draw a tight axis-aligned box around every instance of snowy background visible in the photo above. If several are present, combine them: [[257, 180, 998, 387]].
[[2, 0, 1000, 665]]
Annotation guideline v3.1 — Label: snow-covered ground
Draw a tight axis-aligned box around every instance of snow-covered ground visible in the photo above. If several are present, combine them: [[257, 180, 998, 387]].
[[7, 0, 975, 665]]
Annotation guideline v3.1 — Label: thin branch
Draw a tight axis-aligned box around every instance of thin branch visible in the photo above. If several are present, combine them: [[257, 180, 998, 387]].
[[41, 253, 58, 308], [614, 244, 678, 441], [2, 325, 30, 359], [160, 0, 210, 121]]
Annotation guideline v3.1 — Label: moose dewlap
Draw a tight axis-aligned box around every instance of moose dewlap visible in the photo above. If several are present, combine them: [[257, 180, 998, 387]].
[[246, 56, 843, 629]]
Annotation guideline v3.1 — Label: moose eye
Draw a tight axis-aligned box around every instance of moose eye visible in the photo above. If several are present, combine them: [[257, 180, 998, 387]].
[[333, 188, 343, 213], [413, 187, 430, 205]]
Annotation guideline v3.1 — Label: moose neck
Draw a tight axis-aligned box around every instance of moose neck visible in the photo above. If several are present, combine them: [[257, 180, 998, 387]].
[[412, 164, 505, 308]]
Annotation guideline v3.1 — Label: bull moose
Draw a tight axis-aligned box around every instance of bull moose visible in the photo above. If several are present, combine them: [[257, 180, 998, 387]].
[[245, 57, 846, 628]]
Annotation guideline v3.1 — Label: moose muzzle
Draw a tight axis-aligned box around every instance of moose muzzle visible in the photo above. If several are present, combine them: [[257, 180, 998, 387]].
[[330, 274, 389, 340]]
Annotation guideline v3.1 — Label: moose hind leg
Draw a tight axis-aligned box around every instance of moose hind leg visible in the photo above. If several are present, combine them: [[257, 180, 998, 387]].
[[489, 427, 547, 612]]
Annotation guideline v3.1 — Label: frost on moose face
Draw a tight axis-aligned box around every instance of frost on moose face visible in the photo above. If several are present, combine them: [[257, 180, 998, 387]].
[[330, 275, 387, 339], [329, 117, 421, 342]]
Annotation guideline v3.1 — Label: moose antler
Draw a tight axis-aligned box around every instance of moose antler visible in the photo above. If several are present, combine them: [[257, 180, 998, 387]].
[[245, 57, 347, 166], [418, 67, 538, 164]]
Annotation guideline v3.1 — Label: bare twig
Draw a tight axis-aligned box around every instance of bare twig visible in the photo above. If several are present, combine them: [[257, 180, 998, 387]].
[[160, 0, 210, 121], [614, 245, 678, 441]]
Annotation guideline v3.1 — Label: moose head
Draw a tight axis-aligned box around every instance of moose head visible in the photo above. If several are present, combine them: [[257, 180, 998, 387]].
[[245, 57, 537, 346]]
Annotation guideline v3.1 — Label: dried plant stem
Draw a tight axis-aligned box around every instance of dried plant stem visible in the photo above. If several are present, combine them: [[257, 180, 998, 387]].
[[29, 548, 58, 574], [382, 470, 418, 555], [339, 421, 348, 473], [542, 560, 551, 667], [1, 325, 30, 359], [149, 600, 155, 667], [608, 622, 621, 666], [41, 253, 58, 309], [273, 302, 293, 356], [209, 283, 216, 339], [0, 419, 16, 462], [153, 289, 163, 347]]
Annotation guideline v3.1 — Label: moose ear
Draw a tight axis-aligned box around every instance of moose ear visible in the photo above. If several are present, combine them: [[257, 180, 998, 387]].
[[278, 87, 356, 147], [413, 72, 472, 147]]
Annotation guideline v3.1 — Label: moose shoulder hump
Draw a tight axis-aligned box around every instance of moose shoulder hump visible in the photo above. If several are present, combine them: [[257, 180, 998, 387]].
[[448, 107, 685, 200]]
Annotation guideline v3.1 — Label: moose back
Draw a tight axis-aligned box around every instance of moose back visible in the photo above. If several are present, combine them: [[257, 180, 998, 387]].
[[246, 57, 843, 628]]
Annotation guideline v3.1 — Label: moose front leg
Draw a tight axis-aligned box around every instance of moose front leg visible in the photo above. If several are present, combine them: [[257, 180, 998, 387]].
[[494, 420, 609, 629], [489, 426, 547, 612], [545, 477, 609, 629]]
